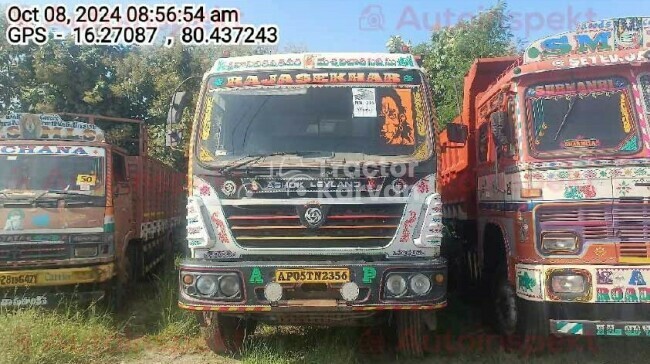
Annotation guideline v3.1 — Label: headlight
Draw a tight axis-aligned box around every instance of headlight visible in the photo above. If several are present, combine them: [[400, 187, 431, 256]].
[[541, 232, 579, 254], [74, 246, 98, 258], [218, 275, 241, 297], [386, 274, 407, 296], [551, 275, 585, 293], [196, 275, 219, 296], [409, 273, 431, 295]]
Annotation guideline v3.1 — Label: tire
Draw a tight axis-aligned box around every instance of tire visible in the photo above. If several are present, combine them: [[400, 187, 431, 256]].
[[491, 265, 550, 354], [511, 297, 551, 354], [493, 272, 518, 336], [393, 311, 426, 357], [104, 278, 125, 312], [202, 313, 257, 355]]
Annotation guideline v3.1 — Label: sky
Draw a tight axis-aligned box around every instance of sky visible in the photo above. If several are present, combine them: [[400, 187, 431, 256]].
[[4, 0, 650, 52]]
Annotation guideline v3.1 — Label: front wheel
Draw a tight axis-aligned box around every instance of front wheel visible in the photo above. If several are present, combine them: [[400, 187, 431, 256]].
[[492, 270, 550, 353], [202, 313, 257, 355], [393, 311, 427, 357]]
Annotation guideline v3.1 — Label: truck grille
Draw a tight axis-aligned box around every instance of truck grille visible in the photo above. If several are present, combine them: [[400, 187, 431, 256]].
[[0, 243, 69, 262], [223, 204, 405, 249], [613, 203, 650, 260], [536, 202, 650, 260]]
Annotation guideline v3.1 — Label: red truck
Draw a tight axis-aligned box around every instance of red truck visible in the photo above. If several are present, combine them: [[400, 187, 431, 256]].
[[0, 113, 185, 308], [439, 16, 650, 346]]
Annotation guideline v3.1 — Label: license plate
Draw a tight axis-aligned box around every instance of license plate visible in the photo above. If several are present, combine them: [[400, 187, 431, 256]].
[[275, 268, 350, 283], [0, 273, 38, 287]]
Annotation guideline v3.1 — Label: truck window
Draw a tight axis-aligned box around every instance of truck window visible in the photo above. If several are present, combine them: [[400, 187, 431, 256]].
[[526, 77, 640, 157], [500, 97, 517, 158], [478, 123, 490, 163], [113, 153, 127, 182]]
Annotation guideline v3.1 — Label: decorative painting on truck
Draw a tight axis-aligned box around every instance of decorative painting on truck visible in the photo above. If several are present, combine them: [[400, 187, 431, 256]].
[[524, 17, 650, 63], [0, 113, 105, 142]]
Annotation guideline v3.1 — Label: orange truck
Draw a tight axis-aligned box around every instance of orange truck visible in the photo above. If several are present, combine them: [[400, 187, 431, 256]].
[[439, 16, 650, 343], [0, 113, 185, 308]]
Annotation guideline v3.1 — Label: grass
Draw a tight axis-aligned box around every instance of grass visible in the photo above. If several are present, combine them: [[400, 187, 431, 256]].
[[240, 326, 359, 364], [2, 259, 650, 364], [0, 306, 123, 364]]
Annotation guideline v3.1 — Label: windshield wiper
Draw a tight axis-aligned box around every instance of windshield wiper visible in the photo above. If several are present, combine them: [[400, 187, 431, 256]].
[[553, 96, 578, 141], [30, 190, 89, 203], [221, 152, 297, 174]]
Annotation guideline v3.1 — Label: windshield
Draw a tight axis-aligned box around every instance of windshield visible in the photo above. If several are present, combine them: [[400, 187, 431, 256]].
[[0, 154, 105, 195], [526, 77, 640, 157], [196, 69, 432, 165]]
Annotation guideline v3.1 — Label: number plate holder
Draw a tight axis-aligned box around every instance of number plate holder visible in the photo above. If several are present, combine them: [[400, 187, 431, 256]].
[[275, 268, 350, 284]]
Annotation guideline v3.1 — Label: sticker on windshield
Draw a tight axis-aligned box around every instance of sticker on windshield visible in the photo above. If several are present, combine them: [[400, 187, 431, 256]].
[[380, 89, 415, 145], [563, 138, 600, 148], [352, 88, 377, 117], [76, 174, 96, 186]]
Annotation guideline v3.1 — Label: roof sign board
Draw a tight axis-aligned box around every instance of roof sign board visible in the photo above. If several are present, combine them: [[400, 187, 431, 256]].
[[0, 113, 105, 142], [209, 53, 420, 74], [524, 17, 650, 64]]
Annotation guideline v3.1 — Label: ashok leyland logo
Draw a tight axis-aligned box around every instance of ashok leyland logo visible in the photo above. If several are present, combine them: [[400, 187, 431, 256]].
[[297, 204, 329, 229]]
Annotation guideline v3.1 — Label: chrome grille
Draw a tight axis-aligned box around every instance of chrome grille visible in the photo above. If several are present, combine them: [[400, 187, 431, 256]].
[[223, 204, 405, 249], [537, 202, 650, 259]]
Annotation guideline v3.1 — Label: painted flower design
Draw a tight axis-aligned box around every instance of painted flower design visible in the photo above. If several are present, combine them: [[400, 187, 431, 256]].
[[579, 185, 596, 198], [583, 170, 597, 179], [617, 181, 632, 196], [563, 186, 583, 199], [416, 179, 430, 194], [199, 184, 211, 196]]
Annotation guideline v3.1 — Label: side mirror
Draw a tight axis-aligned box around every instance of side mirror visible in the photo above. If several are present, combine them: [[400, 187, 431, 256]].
[[446, 123, 468, 144], [490, 111, 510, 146], [167, 91, 189, 125]]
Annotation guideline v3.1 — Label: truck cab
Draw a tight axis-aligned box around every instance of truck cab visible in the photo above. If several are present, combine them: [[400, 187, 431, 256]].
[[174, 52, 446, 356], [0, 113, 115, 307]]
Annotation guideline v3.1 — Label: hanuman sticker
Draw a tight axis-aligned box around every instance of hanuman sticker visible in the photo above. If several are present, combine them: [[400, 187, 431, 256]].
[[380, 89, 414, 145]]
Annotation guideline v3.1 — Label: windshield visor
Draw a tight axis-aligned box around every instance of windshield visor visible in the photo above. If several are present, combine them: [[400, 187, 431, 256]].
[[526, 77, 640, 158]]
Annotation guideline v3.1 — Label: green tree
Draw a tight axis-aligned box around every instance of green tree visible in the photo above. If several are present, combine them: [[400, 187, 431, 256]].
[[388, 2, 516, 127]]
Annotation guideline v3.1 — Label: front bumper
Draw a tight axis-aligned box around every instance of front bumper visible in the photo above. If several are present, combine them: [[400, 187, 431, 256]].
[[0, 263, 114, 308], [551, 318, 650, 337], [517, 263, 650, 336], [178, 258, 447, 312]]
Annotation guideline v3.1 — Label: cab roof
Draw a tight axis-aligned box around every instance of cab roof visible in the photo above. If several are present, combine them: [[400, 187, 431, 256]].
[[208, 52, 421, 75]]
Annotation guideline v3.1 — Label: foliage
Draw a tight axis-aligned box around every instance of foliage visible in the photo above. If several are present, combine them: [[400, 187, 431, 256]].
[[0, 13, 270, 169], [385, 35, 412, 53], [388, 1, 517, 127]]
